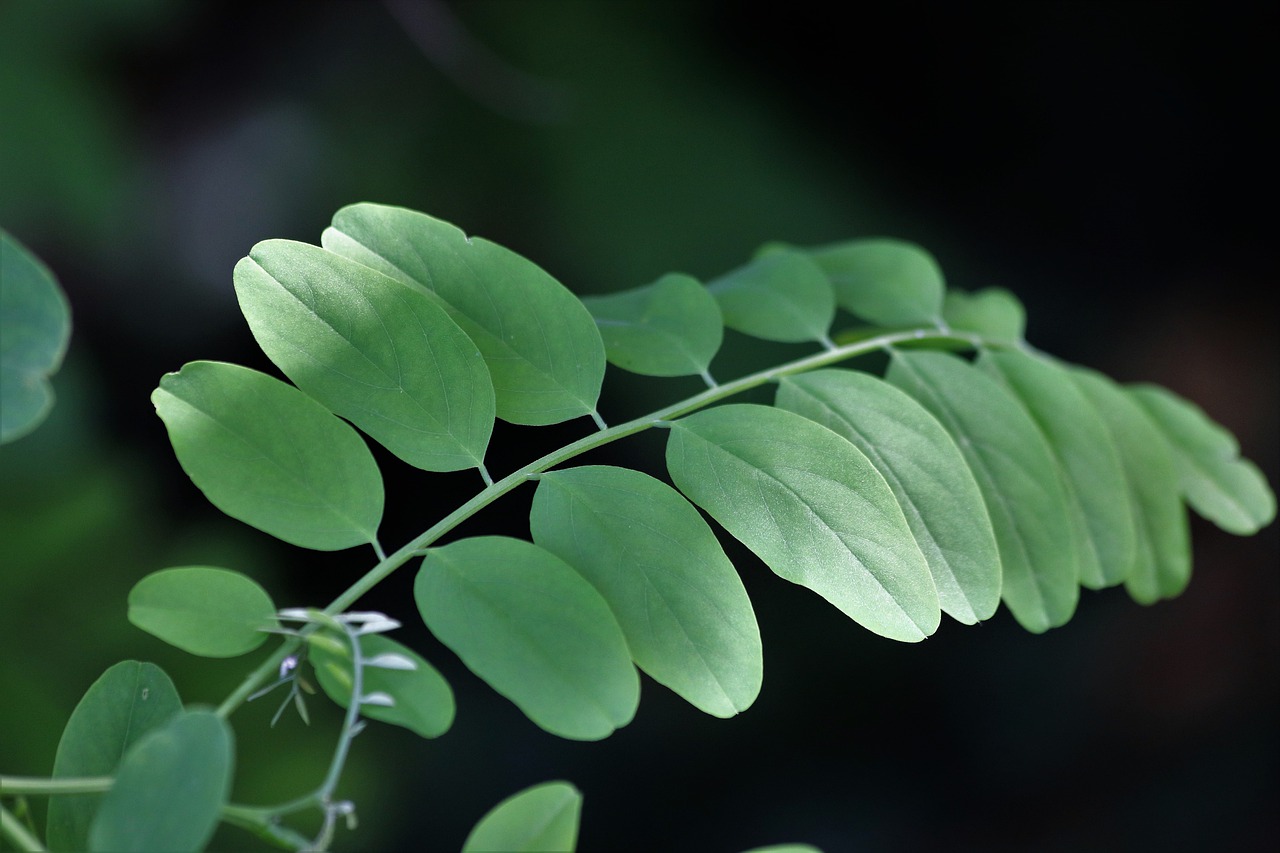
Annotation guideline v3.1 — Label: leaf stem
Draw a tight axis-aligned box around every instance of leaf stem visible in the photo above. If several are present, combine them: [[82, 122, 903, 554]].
[[0, 776, 113, 795], [0, 802, 43, 853]]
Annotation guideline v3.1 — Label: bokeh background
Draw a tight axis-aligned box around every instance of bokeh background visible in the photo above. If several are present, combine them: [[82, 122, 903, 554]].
[[2, 1, 1276, 851]]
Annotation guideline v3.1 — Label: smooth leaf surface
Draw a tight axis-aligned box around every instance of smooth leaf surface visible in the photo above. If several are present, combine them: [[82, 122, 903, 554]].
[[312, 633, 455, 739], [943, 288, 1025, 344], [530, 465, 762, 717], [0, 229, 71, 443], [128, 566, 277, 657], [978, 350, 1136, 588], [666, 404, 940, 642], [416, 537, 638, 740], [706, 249, 835, 343], [1072, 369, 1191, 603], [776, 369, 1001, 624], [234, 239, 495, 472], [808, 238, 944, 326], [88, 710, 232, 853], [886, 350, 1080, 632], [322, 203, 604, 425], [46, 661, 182, 852], [581, 273, 723, 377], [462, 780, 581, 853], [1129, 383, 1275, 535], [152, 361, 383, 550]]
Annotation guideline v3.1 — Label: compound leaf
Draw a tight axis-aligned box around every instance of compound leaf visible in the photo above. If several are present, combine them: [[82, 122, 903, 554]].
[[808, 238, 944, 326], [88, 710, 232, 853], [415, 537, 638, 740], [0, 229, 71, 443], [127, 566, 277, 657], [462, 780, 581, 853], [1129, 383, 1275, 535], [776, 369, 1001, 624], [47, 661, 183, 852], [581, 273, 723, 377], [152, 361, 383, 551], [234, 239, 494, 473], [322, 203, 604, 426], [530, 465, 762, 717], [886, 350, 1080, 632], [665, 404, 940, 642], [706, 250, 835, 343], [943, 288, 1026, 344]]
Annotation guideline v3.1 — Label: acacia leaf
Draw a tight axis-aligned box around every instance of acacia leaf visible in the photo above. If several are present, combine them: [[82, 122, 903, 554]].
[[127, 566, 277, 657], [322, 203, 604, 425], [152, 361, 383, 551], [462, 780, 581, 853], [530, 465, 762, 717], [234, 239, 494, 472], [312, 633, 455, 739], [46, 661, 183, 852], [776, 369, 1001, 624], [665, 404, 940, 642], [88, 710, 232, 853], [1129, 383, 1275, 535], [706, 249, 835, 343], [808, 238, 944, 326], [581, 273, 723, 377], [943, 288, 1025, 344], [977, 350, 1136, 588], [886, 350, 1080, 633], [0, 229, 71, 443], [415, 537, 638, 740]]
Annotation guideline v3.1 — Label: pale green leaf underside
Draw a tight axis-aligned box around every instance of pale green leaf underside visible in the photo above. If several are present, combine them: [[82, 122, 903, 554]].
[[886, 350, 1080, 633], [530, 465, 762, 717], [152, 361, 383, 551], [462, 780, 581, 853], [234, 239, 495, 473], [1072, 369, 1190, 603], [321, 203, 604, 426], [776, 369, 1001, 624], [0, 229, 71, 443], [416, 536, 638, 740], [943, 288, 1026, 344], [88, 710, 232, 853], [707, 249, 835, 343], [1129, 383, 1275, 535], [666, 403, 940, 642], [581, 273, 723, 377], [127, 566, 277, 658], [312, 633, 455, 739], [978, 350, 1136, 588], [47, 661, 183, 852], [808, 237, 944, 326]]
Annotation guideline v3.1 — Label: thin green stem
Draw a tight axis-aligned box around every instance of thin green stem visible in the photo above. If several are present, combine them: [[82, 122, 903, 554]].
[[0, 776, 113, 795], [0, 801, 43, 853]]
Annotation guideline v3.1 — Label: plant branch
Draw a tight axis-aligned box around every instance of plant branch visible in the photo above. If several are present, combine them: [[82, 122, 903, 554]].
[[0, 801, 43, 853], [0, 776, 113, 795]]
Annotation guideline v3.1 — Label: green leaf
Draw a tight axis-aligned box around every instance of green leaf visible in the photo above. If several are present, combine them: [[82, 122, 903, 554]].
[[127, 566, 277, 657], [581, 273, 723, 377], [807, 238, 944, 326], [46, 661, 183, 852], [886, 350, 1080, 633], [0, 229, 71, 443], [977, 350, 1137, 588], [706, 250, 835, 343], [322, 203, 605, 426], [415, 537, 638, 740], [1072, 369, 1191, 603], [530, 465, 762, 717], [234, 239, 495, 473], [739, 846, 824, 853], [312, 633, 455, 739], [152, 361, 384, 550], [943, 288, 1025, 344], [665, 404, 940, 642], [462, 780, 581, 853], [88, 710, 233, 853], [776, 369, 1001, 624], [1129, 383, 1276, 535]]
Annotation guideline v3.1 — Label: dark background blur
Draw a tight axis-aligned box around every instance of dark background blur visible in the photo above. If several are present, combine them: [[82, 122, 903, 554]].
[[2, 1, 1276, 851]]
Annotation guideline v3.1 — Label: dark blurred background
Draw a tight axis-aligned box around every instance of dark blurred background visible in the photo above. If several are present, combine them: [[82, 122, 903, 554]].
[[2, 1, 1276, 851]]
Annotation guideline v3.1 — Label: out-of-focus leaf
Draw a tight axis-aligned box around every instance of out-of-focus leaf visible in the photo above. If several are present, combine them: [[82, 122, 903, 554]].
[[706, 250, 835, 343], [128, 566, 276, 657], [808, 238, 944, 326], [462, 780, 581, 853], [581, 273, 723, 377], [942, 288, 1025, 344]]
